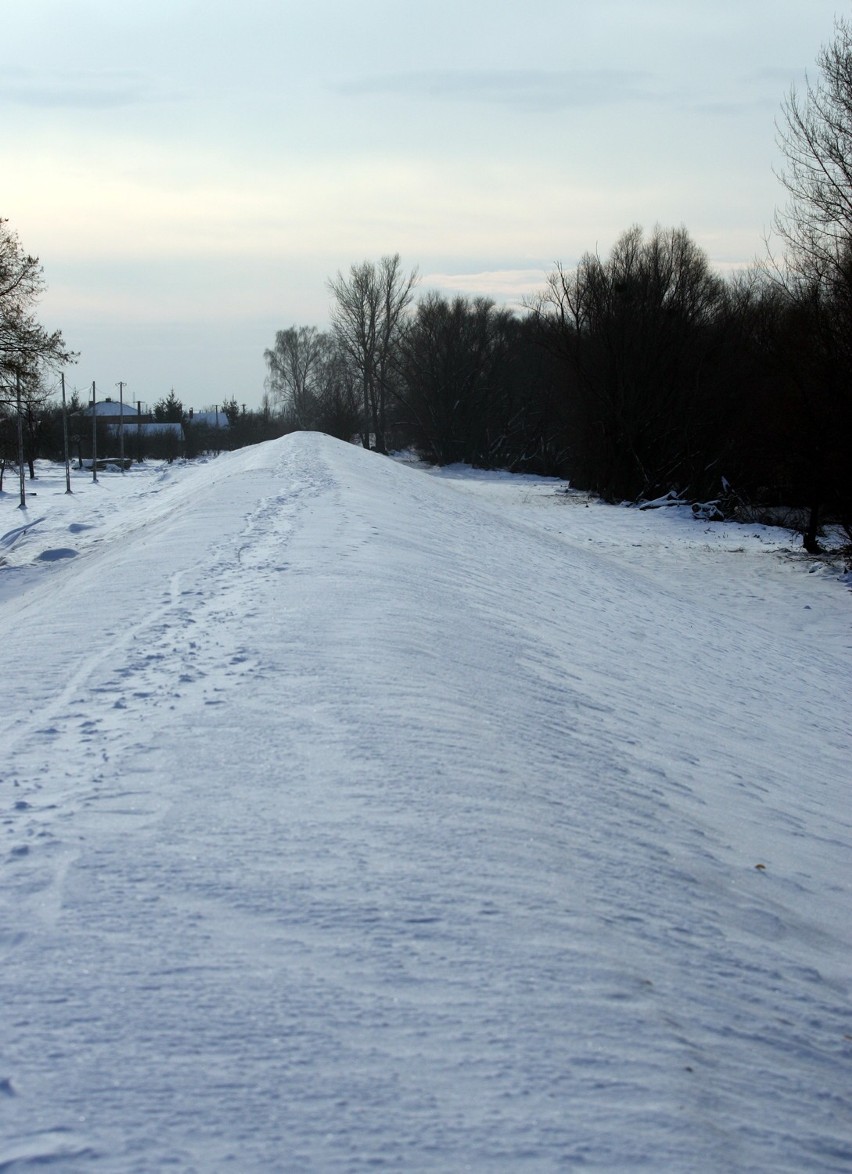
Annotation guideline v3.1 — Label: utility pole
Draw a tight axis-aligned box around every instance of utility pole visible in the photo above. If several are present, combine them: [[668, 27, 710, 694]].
[[117, 380, 126, 471], [16, 370, 26, 510], [91, 381, 98, 483], [61, 372, 72, 493]]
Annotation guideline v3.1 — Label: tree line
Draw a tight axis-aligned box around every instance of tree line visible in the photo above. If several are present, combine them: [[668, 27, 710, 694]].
[[265, 19, 852, 551], [0, 387, 291, 483]]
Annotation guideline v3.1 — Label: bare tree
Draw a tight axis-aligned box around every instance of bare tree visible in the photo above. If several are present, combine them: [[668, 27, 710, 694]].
[[312, 345, 361, 440], [774, 17, 852, 286], [1, 217, 72, 380], [771, 18, 852, 549], [395, 293, 515, 465], [264, 326, 332, 427], [530, 225, 726, 501], [327, 254, 418, 453]]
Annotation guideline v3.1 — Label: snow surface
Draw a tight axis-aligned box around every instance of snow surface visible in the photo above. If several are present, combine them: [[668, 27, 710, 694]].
[[1, 432, 850, 1172]]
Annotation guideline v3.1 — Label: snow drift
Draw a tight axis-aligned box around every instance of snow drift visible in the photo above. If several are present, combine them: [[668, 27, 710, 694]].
[[1, 432, 850, 1171]]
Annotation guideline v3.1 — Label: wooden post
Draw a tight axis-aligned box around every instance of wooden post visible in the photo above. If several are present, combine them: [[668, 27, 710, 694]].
[[117, 380, 126, 471], [61, 372, 72, 493], [91, 381, 98, 482], [16, 370, 26, 510]]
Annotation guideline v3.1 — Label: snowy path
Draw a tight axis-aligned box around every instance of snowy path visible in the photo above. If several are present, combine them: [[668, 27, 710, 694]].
[[1, 433, 850, 1171]]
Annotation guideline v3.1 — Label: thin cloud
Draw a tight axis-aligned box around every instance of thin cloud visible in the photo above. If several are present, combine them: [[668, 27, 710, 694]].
[[744, 66, 809, 87], [337, 69, 659, 111], [0, 67, 171, 109], [688, 67, 808, 116], [423, 269, 547, 300]]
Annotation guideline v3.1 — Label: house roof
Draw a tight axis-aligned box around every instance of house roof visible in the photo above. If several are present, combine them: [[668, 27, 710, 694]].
[[87, 398, 140, 417], [190, 410, 229, 427]]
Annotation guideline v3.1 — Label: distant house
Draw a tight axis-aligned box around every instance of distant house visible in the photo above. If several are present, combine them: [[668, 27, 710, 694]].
[[87, 397, 140, 420], [138, 421, 183, 438], [80, 399, 229, 460], [188, 409, 229, 429], [85, 401, 230, 431], [80, 399, 184, 460], [84, 400, 185, 436]]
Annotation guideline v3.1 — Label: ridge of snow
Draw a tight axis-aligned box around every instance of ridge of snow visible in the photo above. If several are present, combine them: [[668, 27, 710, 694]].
[[1, 433, 850, 1171]]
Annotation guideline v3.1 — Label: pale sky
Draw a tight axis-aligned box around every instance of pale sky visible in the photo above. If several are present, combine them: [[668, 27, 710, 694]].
[[1, 1, 844, 411]]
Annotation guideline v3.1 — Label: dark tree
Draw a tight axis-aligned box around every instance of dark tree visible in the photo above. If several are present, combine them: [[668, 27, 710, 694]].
[[770, 17, 852, 547], [1, 217, 72, 382], [221, 397, 241, 427], [264, 326, 332, 428], [394, 294, 513, 465], [328, 254, 418, 453], [153, 389, 185, 423], [775, 18, 852, 283], [531, 225, 728, 501]]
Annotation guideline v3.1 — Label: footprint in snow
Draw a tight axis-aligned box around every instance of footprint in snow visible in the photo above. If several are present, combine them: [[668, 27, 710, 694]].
[[37, 548, 78, 562]]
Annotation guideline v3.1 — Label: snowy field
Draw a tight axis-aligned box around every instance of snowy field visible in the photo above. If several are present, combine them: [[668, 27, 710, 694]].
[[1, 432, 850, 1172]]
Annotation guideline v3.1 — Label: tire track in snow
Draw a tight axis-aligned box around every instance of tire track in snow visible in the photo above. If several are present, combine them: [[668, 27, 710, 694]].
[[0, 447, 322, 959]]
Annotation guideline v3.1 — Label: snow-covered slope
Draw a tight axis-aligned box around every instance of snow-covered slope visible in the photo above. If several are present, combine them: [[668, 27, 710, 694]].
[[1, 433, 850, 1171]]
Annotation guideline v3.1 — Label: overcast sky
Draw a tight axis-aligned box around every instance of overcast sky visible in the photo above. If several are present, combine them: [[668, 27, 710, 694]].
[[2, 1, 844, 410]]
